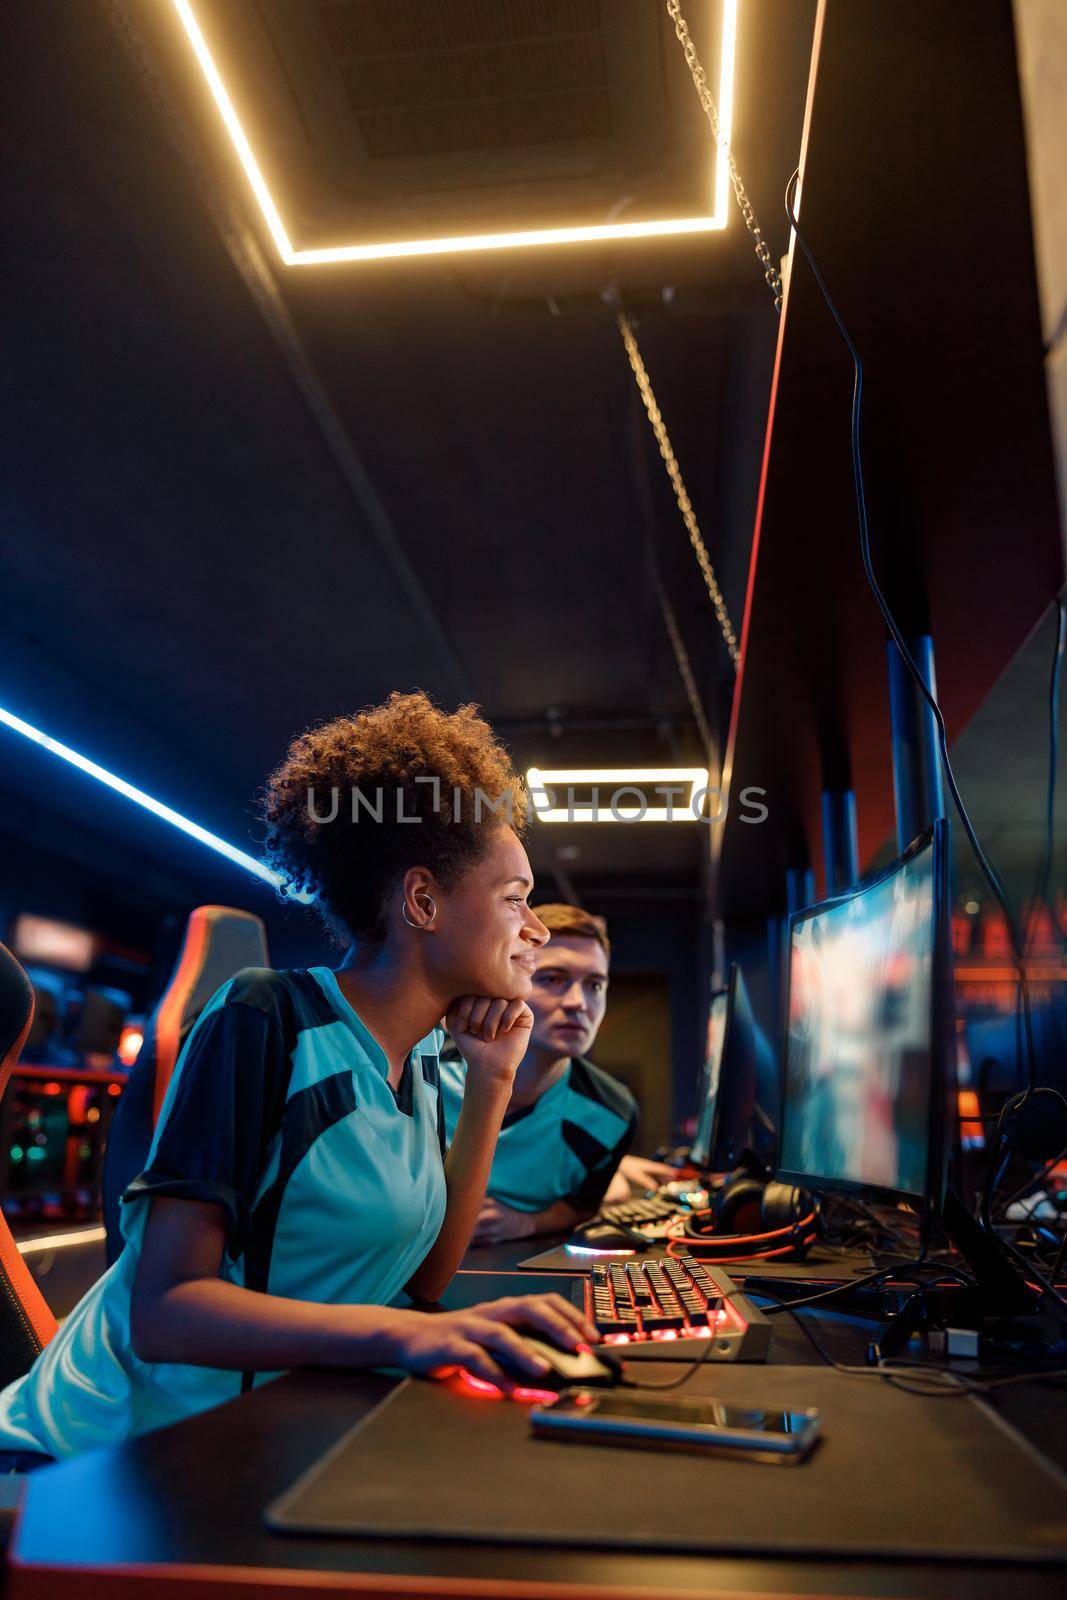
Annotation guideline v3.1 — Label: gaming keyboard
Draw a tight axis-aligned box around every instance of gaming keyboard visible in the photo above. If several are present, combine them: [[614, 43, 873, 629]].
[[583, 1256, 772, 1362], [598, 1194, 682, 1227]]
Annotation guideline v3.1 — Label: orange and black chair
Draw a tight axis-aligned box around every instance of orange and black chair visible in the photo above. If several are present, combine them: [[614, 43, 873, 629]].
[[0, 944, 59, 1389], [102, 906, 269, 1264]]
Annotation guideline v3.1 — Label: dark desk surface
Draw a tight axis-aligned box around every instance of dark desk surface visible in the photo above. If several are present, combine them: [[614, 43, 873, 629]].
[[9, 1247, 1067, 1600], [458, 1232, 572, 1274]]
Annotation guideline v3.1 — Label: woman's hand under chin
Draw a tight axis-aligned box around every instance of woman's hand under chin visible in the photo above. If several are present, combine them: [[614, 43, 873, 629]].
[[446, 996, 533, 1091]]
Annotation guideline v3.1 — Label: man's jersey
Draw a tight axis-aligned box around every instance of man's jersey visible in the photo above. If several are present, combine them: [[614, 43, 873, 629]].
[[439, 1052, 637, 1214], [0, 967, 446, 1459]]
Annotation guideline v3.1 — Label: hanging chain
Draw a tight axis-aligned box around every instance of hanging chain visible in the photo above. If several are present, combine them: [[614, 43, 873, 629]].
[[666, 0, 782, 313], [618, 311, 740, 668]]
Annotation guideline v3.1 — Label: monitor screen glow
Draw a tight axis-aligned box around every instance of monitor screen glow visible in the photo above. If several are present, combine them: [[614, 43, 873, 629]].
[[690, 989, 730, 1168], [779, 839, 936, 1199]]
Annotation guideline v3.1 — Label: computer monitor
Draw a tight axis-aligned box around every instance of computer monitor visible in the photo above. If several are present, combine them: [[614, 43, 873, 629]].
[[689, 987, 729, 1169], [776, 822, 952, 1208], [690, 965, 775, 1173]]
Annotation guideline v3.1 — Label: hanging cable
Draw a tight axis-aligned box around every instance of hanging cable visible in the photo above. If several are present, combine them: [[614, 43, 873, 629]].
[[649, 561, 717, 754], [782, 171, 1067, 1313], [665, 0, 783, 313], [1027, 593, 1066, 952], [781, 169, 1033, 1054], [617, 311, 741, 669]]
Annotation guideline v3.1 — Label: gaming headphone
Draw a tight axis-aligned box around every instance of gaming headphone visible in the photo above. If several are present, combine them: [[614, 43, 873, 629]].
[[667, 1172, 818, 1263]]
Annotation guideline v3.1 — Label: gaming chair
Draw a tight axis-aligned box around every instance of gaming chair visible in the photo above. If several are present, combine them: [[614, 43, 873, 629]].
[[101, 906, 269, 1264], [0, 943, 59, 1388]]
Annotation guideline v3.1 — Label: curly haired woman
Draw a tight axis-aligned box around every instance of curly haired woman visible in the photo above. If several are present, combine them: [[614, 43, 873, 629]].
[[0, 692, 596, 1461]]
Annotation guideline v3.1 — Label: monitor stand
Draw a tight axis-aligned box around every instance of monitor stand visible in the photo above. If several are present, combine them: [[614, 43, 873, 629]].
[[938, 1185, 1041, 1316]]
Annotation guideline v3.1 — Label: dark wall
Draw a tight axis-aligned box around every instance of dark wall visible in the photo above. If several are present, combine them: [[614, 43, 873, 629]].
[[599, 902, 712, 1135]]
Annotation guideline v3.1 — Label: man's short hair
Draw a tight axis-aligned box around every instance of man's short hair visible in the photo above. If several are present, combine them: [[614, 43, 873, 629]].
[[531, 903, 611, 959]]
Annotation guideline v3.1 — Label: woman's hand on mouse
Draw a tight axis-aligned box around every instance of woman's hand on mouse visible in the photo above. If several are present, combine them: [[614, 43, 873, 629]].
[[446, 996, 533, 1089], [387, 1294, 599, 1390]]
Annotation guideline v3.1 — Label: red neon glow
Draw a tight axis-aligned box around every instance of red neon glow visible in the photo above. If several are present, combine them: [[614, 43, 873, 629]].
[[449, 1369, 559, 1405], [117, 1025, 144, 1067], [43, 1082, 62, 1097], [666, 1234, 817, 1266], [605, 1325, 717, 1346], [455, 1372, 506, 1399], [958, 1089, 985, 1149]]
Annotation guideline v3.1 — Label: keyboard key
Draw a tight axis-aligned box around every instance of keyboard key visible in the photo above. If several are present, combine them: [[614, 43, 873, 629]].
[[626, 1269, 653, 1302], [640, 1311, 689, 1332]]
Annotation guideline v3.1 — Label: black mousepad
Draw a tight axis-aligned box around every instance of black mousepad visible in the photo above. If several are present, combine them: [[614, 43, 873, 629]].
[[518, 1242, 874, 1277], [733, 1246, 876, 1281], [266, 1365, 1067, 1564], [518, 1241, 669, 1272]]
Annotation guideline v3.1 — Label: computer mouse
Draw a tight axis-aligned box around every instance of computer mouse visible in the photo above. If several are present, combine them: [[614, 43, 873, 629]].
[[569, 1219, 649, 1251], [493, 1336, 622, 1392]]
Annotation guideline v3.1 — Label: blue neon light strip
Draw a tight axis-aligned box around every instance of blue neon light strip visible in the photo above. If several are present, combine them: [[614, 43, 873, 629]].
[[0, 703, 282, 889], [563, 1244, 637, 1258]]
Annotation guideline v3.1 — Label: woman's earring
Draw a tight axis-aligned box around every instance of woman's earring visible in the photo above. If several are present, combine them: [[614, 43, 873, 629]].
[[402, 894, 437, 930]]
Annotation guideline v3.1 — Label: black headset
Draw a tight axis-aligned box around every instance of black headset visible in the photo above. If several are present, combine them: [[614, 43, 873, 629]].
[[668, 1172, 818, 1263]]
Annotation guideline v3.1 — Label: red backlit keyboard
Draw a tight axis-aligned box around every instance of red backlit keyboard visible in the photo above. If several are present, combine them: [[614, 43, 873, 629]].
[[583, 1256, 772, 1362]]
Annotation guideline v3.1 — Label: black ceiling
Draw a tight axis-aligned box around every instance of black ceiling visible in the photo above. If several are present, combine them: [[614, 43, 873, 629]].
[[0, 0, 816, 939]]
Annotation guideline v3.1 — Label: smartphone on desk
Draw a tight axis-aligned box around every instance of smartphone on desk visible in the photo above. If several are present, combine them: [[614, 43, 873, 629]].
[[530, 1391, 820, 1463]]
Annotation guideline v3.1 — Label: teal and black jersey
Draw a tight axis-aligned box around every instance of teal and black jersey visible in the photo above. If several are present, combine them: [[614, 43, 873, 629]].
[[439, 1051, 637, 1214], [0, 967, 446, 1460]]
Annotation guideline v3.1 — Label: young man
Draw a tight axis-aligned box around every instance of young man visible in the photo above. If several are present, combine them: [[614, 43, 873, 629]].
[[440, 903, 641, 1243]]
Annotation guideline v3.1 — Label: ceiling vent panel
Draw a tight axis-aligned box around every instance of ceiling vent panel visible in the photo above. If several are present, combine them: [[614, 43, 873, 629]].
[[315, 1, 610, 158]]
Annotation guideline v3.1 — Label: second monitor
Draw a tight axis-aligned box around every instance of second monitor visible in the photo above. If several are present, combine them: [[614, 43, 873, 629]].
[[690, 964, 778, 1174], [776, 823, 950, 1208]]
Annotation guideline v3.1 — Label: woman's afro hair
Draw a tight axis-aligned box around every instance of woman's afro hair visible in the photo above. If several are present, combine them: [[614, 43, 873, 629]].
[[261, 690, 527, 945]]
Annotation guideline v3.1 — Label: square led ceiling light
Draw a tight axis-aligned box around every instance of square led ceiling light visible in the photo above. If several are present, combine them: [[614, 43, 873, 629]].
[[171, 0, 737, 265]]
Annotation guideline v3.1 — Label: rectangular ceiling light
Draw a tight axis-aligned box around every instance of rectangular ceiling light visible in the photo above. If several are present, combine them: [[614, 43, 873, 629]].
[[171, 0, 737, 266], [527, 766, 712, 822]]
